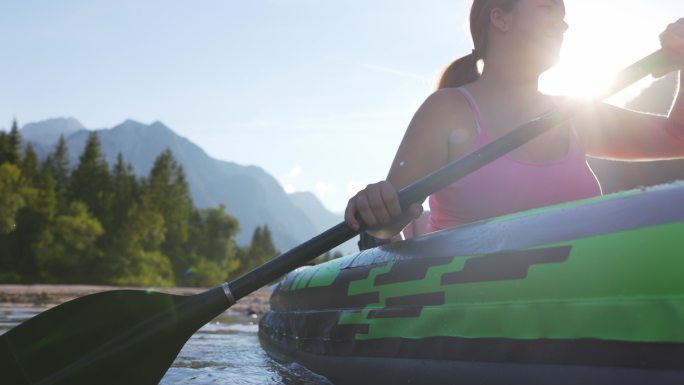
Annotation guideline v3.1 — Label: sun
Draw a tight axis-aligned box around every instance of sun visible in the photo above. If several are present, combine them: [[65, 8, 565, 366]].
[[539, 1, 668, 104]]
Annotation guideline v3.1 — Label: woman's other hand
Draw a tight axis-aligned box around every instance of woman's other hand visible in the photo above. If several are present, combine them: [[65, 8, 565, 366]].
[[655, 18, 684, 77]]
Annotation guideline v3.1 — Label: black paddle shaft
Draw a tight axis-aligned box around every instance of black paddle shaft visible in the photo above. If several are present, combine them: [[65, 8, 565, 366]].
[[228, 49, 668, 301]]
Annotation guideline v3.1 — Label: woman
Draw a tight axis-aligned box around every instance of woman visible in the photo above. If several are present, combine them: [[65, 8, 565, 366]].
[[345, 0, 684, 241]]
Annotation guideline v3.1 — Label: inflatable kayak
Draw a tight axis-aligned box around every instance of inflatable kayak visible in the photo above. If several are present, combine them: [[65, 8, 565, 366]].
[[259, 182, 684, 385]]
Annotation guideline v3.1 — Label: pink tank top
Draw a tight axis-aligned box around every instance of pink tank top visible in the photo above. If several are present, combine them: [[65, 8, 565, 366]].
[[427, 87, 602, 232]]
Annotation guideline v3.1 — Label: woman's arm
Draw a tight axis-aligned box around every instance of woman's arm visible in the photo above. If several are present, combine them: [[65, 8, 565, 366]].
[[573, 73, 684, 160], [344, 88, 476, 238], [573, 19, 684, 160]]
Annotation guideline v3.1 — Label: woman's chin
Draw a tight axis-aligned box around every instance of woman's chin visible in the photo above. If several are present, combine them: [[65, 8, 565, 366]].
[[533, 47, 562, 71], [543, 54, 561, 69]]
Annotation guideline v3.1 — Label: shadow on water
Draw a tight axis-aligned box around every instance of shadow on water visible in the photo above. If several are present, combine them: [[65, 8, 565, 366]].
[[0, 306, 332, 385]]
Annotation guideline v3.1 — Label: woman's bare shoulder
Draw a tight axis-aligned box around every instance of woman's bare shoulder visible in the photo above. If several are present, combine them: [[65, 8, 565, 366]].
[[409, 88, 475, 133], [426, 87, 472, 111]]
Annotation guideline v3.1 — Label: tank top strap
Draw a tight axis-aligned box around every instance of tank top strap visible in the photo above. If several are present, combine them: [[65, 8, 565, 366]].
[[456, 87, 581, 152], [456, 86, 486, 137]]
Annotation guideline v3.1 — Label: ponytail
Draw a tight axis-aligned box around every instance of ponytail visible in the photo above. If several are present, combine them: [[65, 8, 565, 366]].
[[437, 0, 520, 89], [437, 52, 481, 89]]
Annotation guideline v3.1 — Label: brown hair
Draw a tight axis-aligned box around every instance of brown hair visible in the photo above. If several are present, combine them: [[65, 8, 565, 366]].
[[437, 0, 519, 89]]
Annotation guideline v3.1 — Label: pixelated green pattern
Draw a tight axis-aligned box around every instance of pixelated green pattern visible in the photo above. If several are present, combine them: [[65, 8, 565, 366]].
[[289, 256, 351, 290], [338, 222, 684, 342]]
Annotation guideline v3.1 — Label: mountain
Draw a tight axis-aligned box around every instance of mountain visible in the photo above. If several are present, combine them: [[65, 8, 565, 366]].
[[21, 117, 86, 146], [17, 117, 87, 159], [20, 119, 357, 254], [288, 191, 340, 229], [289, 191, 357, 253]]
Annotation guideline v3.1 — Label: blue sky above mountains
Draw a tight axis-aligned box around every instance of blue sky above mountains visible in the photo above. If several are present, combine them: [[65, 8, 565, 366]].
[[2, 0, 683, 211]]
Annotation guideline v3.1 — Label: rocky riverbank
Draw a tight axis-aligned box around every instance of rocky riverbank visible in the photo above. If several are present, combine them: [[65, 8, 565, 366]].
[[0, 284, 272, 320]]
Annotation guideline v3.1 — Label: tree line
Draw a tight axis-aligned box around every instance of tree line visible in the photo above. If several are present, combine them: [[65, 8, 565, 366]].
[[0, 120, 282, 287]]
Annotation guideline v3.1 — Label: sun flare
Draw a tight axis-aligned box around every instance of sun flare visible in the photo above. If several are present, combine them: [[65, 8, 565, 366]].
[[539, 1, 668, 104]]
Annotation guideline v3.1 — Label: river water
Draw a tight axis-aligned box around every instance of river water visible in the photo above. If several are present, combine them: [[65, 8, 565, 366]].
[[0, 306, 333, 385]]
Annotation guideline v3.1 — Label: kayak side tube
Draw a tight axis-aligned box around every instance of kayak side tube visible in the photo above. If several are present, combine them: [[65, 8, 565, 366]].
[[260, 182, 684, 385]]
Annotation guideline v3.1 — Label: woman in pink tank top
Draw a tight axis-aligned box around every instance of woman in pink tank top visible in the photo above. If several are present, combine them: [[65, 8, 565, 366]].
[[427, 86, 602, 232], [345, 0, 684, 241]]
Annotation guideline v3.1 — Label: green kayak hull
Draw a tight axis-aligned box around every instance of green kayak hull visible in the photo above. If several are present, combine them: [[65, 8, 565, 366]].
[[259, 182, 684, 384]]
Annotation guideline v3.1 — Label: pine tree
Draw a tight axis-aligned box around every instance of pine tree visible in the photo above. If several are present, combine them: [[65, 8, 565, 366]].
[[252, 225, 277, 261], [0, 119, 21, 165], [0, 163, 25, 235], [35, 202, 104, 283], [0, 163, 26, 282], [8, 160, 58, 282], [181, 205, 241, 286], [44, 135, 71, 213], [68, 132, 111, 223], [21, 143, 39, 184], [234, 225, 278, 278], [0, 132, 7, 164], [102, 153, 149, 283], [0, 144, 45, 281], [143, 149, 193, 277], [47, 135, 70, 192], [94, 153, 176, 286], [0, 143, 58, 282], [109, 153, 139, 231], [6, 119, 21, 165]]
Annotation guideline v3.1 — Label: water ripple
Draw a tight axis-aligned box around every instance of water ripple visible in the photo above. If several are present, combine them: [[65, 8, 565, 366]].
[[0, 307, 332, 384]]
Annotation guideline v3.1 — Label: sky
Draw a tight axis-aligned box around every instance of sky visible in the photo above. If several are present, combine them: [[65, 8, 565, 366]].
[[2, 0, 683, 213]]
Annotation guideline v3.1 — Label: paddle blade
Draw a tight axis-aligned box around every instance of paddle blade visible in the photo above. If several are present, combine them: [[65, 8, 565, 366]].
[[0, 288, 230, 385]]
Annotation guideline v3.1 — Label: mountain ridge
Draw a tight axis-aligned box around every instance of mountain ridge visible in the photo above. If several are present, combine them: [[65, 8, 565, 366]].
[[19, 118, 356, 254]]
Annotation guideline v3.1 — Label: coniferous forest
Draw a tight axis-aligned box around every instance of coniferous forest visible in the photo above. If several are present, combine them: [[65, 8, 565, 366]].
[[0, 120, 282, 287]]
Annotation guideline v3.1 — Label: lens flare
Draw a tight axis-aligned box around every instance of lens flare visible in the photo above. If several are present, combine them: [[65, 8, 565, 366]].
[[539, 1, 667, 104]]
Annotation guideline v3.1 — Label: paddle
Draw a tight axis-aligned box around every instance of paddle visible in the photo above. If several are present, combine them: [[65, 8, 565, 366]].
[[0, 49, 668, 385]]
